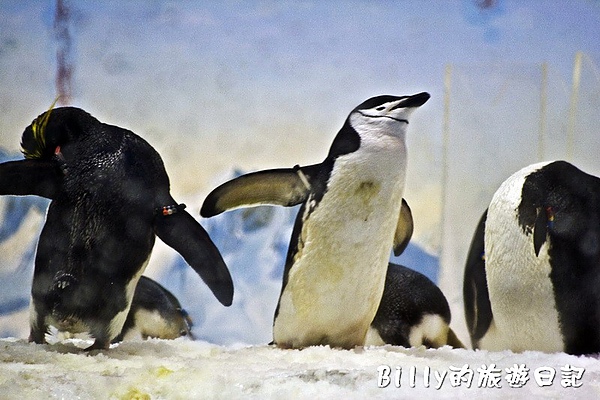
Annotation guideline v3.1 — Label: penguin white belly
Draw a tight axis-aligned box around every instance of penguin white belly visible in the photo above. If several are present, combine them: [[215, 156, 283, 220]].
[[482, 162, 564, 352], [274, 139, 406, 348]]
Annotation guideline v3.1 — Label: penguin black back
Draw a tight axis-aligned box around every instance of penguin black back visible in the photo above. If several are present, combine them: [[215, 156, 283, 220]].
[[0, 106, 233, 350], [369, 263, 461, 348], [114, 276, 193, 342]]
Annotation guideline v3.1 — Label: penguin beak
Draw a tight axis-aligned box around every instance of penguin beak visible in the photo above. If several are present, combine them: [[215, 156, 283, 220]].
[[391, 92, 430, 110]]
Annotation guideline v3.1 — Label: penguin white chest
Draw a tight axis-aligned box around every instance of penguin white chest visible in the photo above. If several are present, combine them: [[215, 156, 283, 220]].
[[274, 138, 407, 348], [481, 162, 564, 352]]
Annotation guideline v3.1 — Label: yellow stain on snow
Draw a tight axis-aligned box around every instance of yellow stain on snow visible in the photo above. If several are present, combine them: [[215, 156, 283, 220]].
[[119, 388, 151, 400], [154, 366, 174, 378]]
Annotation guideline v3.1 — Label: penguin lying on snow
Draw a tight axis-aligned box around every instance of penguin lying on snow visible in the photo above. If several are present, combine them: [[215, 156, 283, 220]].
[[366, 263, 463, 349], [464, 160, 600, 355], [202, 92, 430, 349], [114, 276, 194, 342], [0, 105, 233, 350]]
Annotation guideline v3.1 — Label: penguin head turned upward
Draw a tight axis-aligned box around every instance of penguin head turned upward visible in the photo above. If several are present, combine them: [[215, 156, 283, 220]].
[[20, 101, 98, 161], [330, 92, 430, 158]]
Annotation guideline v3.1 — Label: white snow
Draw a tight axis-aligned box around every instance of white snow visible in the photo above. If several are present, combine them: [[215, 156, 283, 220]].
[[1, 2, 600, 399], [1, 338, 599, 399]]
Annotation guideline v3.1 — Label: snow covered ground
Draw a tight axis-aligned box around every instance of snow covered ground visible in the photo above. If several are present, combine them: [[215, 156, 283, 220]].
[[2, 2, 600, 398], [2, 338, 600, 399]]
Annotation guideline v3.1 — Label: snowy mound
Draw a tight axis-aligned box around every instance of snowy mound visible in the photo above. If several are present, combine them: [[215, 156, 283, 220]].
[[1, 338, 599, 399]]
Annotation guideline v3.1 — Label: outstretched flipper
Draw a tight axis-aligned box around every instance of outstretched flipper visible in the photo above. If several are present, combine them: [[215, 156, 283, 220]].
[[463, 209, 493, 349], [200, 165, 320, 217], [155, 208, 234, 306], [392, 199, 414, 256], [0, 159, 60, 198]]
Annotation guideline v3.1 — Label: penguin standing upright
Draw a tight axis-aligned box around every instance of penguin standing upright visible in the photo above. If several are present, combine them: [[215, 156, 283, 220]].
[[0, 106, 233, 350], [464, 160, 600, 355], [201, 92, 430, 349]]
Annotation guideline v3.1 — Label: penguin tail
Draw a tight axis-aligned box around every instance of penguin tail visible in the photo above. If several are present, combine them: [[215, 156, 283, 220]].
[[180, 308, 195, 340], [446, 328, 466, 349]]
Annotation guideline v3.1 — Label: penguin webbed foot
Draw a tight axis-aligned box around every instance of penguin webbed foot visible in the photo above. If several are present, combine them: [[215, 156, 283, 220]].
[[28, 312, 50, 345], [28, 331, 47, 345]]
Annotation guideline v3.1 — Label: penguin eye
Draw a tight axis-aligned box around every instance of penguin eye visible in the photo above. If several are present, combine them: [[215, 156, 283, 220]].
[[375, 106, 385, 111]]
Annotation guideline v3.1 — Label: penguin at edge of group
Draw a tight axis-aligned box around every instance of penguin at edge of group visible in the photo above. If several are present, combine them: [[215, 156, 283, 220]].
[[464, 160, 600, 355], [0, 102, 233, 350]]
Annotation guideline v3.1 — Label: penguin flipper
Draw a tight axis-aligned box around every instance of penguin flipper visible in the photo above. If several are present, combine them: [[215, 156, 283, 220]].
[[463, 209, 493, 349], [0, 159, 60, 199], [392, 199, 414, 256], [533, 206, 548, 256], [155, 209, 234, 306], [200, 165, 318, 217]]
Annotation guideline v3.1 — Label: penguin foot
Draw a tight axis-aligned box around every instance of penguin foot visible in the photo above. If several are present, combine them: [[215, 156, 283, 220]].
[[28, 326, 48, 344], [28, 334, 46, 345]]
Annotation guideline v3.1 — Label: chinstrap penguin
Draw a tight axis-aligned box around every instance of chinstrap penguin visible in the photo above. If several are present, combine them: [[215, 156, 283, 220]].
[[201, 92, 430, 349], [464, 160, 600, 355], [0, 105, 233, 350]]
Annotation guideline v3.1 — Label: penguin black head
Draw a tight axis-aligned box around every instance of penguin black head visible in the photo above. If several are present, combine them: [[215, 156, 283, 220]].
[[351, 92, 430, 124], [354, 92, 430, 112], [21, 105, 98, 160], [329, 92, 430, 159]]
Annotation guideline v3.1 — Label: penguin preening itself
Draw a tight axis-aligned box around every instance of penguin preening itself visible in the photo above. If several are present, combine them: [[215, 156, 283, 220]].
[[366, 263, 464, 349], [464, 160, 600, 355], [0, 105, 233, 350], [114, 276, 194, 342], [201, 92, 430, 349]]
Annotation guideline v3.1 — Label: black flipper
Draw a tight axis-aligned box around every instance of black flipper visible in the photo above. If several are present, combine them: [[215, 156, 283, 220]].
[[200, 165, 319, 218], [155, 209, 234, 306], [533, 207, 549, 256], [0, 159, 61, 199], [463, 209, 493, 349], [393, 198, 414, 256]]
